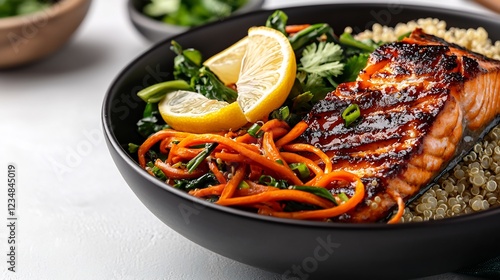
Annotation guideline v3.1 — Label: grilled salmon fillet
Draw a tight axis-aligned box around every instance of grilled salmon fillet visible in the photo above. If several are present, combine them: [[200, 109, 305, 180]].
[[299, 28, 500, 222]]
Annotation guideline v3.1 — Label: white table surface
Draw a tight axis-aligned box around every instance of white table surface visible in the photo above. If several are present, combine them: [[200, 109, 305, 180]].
[[0, 0, 497, 279]]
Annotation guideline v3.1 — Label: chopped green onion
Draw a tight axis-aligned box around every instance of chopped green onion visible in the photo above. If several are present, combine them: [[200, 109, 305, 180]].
[[339, 32, 377, 52], [128, 143, 139, 153], [146, 161, 167, 181], [338, 192, 349, 202], [238, 181, 250, 189], [397, 31, 412, 41], [291, 185, 337, 205], [341, 103, 361, 127], [289, 163, 310, 179], [259, 175, 276, 186], [247, 123, 263, 138], [137, 80, 191, 103], [183, 48, 202, 66], [171, 162, 184, 168], [258, 175, 288, 189], [271, 106, 290, 121], [275, 159, 284, 165], [189, 143, 210, 149], [186, 143, 218, 173]]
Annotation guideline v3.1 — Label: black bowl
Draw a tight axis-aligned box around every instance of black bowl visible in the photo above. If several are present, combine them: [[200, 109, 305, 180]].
[[128, 0, 265, 42], [103, 3, 500, 279]]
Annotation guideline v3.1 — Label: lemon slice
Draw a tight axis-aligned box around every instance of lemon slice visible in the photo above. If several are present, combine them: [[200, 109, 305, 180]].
[[204, 36, 248, 85], [236, 26, 296, 122], [158, 90, 247, 133]]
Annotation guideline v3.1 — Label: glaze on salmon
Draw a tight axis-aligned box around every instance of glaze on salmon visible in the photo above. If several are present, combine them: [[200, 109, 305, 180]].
[[299, 28, 500, 222]]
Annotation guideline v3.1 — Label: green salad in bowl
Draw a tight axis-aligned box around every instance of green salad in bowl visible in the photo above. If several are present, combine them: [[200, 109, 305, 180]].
[[143, 0, 248, 27], [128, 0, 264, 42], [0, 0, 57, 18]]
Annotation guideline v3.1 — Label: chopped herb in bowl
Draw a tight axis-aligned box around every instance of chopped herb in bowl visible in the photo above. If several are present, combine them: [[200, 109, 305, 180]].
[[142, 0, 248, 27]]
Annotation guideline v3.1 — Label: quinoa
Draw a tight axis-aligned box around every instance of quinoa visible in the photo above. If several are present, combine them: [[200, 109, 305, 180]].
[[350, 18, 500, 222]]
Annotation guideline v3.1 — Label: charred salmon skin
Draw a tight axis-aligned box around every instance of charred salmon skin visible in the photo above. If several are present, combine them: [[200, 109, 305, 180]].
[[299, 28, 500, 222]]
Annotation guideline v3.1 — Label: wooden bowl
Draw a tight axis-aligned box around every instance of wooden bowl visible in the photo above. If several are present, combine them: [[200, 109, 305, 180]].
[[0, 0, 92, 69]]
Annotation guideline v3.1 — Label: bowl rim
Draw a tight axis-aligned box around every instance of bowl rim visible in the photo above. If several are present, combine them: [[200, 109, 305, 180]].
[[0, 0, 91, 28], [103, 1, 500, 230]]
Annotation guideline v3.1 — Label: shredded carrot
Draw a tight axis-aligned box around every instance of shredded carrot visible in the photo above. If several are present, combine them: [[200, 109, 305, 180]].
[[260, 172, 365, 220], [248, 165, 263, 180], [235, 181, 279, 196], [283, 143, 333, 174], [178, 134, 303, 185], [138, 130, 191, 167], [236, 133, 255, 143], [263, 131, 289, 168], [387, 191, 405, 224], [189, 184, 225, 197], [260, 119, 288, 132], [280, 151, 324, 185], [137, 120, 367, 222], [217, 189, 335, 209], [154, 159, 205, 179], [214, 152, 251, 163], [170, 147, 201, 160], [275, 121, 308, 148], [286, 24, 311, 34], [219, 164, 246, 200], [208, 161, 226, 184]]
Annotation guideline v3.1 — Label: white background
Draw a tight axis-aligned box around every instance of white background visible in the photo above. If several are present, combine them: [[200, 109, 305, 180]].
[[0, 0, 497, 279]]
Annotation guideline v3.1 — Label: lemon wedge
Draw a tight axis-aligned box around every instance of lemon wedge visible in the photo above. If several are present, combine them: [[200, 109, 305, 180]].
[[203, 36, 248, 85], [158, 26, 296, 133], [158, 90, 247, 133], [236, 26, 296, 122]]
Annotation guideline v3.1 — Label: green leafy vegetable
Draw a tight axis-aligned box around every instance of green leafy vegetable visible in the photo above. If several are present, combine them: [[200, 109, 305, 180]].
[[143, 0, 247, 27], [290, 185, 337, 205], [339, 32, 378, 53], [174, 173, 218, 191], [299, 41, 344, 79], [338, 53, 370, 83], [171, 41, 237, 103], [265, 9, 287, 35], [136, 102, 169, 138], [171, 40, 203, 81], [285, 41, 345, 119], [0, 0, 55, 18], [193, 66, 237, 103], [288, 23, 335, 51]]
